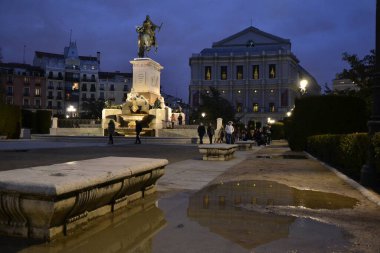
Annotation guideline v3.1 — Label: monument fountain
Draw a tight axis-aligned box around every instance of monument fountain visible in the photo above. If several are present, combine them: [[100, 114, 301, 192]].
[[102, 16, 184, 136]]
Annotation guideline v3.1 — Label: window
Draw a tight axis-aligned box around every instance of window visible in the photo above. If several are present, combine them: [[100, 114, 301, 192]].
[[23, 98, 29, 106], [6, 97, 13, 104], [82, 93, 87, 99], [99, 83, 104, 90], [48, 81, 54, 89], [82, 83, 87, 91], [48, 101, 52, 108], [253, 103, 259, 112], [204, 66, 212, 80], [99, 92, 104, 99], [48, 91, 53, 99], [58, 72, 63, 79], [269, 64, 276, 79], [90, 84, 96, 92], [110, 84, 115, 91], [236, 102, 242, 113], [35, 88, 41, 96], [90, 93, 95, 100], [7, 86, 13, 96], [35, 99, 40, 107], [236, 66, 243, 80], [252, 65, 260, 79], [72, 82, 79, 90], [57, 101, 61, 109], [57, 91, 62, 99], [269, 103, 275, 112], [23, 87, 30, 96], [123, 84, 128, 91], [281, 89, 289, 107], [48, 71, 53, 78], [83, 74, 87, 81], [91, 75, 96, 81], [221, 66, 227, 80]]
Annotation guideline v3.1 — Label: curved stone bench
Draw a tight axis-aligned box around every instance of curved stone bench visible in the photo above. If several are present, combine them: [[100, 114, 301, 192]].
[[0, 156, 167, 240], [235, 140, 256, 150], [198, 144, 238, 161]]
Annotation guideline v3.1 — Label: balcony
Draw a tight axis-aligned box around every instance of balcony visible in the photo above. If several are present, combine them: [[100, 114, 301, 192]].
[[47, 95, 54, 99]]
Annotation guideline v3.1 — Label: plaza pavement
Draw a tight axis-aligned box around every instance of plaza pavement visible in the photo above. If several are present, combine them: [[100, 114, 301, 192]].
[[1, 138, 380, 251]]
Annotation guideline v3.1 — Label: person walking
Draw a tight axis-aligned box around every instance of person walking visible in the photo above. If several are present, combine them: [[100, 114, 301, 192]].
[[225, 121, 234, 144], [207, 123, 215, 144], [108, 120, 115, 145], [135, 120, 142, 144], [177, 114, 183, 125], [171, 113, 176, 128], [197, 122, 206, 144]]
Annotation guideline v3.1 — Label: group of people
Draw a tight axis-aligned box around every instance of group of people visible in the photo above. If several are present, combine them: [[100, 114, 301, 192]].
[[107, 119, 142, 145], [197, 121, 272, 146]]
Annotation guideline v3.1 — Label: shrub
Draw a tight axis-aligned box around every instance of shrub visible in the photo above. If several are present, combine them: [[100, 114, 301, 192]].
[[270, 122, 285, 140], [307, 133, 371, 180], [0, 104, 21, 139], [287, 95, 367, 151]]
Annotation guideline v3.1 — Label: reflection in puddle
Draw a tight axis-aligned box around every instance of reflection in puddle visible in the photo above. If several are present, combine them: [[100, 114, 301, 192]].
[[0, 194, 166, 253], [187, 180, 354, 251], [192, 180, 358, 210]]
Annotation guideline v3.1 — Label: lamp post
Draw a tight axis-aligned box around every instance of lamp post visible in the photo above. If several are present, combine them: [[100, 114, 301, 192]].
[[66, 105, 76, 118], [361, 0, 380, 186], [299, 79, 308, 95]]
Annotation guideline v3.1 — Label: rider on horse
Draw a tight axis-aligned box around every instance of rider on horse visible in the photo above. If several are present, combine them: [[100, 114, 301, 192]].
[[136, 15, 162, 58]]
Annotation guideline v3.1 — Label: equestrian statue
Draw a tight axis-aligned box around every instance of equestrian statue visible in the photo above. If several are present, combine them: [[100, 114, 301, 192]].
[[136, 15, 162, 58]]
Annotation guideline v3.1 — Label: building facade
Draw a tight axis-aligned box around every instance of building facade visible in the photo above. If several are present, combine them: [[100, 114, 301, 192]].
[[189, 26, 320, 125], [32, 41, 132, 117], [0, 63, 46, 110]]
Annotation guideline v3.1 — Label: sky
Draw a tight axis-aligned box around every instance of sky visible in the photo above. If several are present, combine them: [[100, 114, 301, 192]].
[[0, 0, 376, 101]]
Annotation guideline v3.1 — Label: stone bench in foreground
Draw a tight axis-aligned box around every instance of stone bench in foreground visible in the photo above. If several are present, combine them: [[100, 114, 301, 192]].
[[198, 144, 238, 161], [0, 156, 167, 241], [235, 140, 256, 150]]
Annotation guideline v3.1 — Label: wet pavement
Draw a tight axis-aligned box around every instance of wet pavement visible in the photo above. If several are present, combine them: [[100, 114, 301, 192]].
[[0, 140, 380, 252]]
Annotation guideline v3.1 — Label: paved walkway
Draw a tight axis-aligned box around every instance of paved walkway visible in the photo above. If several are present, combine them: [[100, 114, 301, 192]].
[[1, 139, 380, 252]]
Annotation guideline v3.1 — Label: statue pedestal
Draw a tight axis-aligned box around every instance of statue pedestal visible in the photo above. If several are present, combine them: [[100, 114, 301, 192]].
[[130, 58, 163, 105]]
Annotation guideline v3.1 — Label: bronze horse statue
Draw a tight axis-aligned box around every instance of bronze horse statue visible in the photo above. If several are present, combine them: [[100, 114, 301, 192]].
[[136, 15, 162, 58]]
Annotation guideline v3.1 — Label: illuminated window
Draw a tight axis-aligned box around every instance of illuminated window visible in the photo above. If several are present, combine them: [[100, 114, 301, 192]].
[[236, 66, 243, 80], [253, 103, 259, 112], [252, 65, 260, 79], [35, 88, 41, 96], [205, 66, 212, 80], [221, 66, 227, 80], [236, 103, 242, 113], [269, 64, 276, 79], [269, 103, 275, 112], [72, 82, 79, 90]]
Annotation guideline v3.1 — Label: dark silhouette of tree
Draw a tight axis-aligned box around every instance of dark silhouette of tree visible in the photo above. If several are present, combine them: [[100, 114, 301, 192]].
[[334, 50, 375, 113], [81, 99, 105, 119], [190, 87, 235, 124]]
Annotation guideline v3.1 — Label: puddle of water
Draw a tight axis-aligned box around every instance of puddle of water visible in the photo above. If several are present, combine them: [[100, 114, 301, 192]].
[[194, 180, 358, 210], [256, 155, 307, 159], [0, 181, 355, 253], [0, 194, 166, 253]]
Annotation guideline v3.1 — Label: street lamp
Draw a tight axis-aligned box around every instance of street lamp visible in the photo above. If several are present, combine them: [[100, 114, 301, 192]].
[[299, 79, 308, 95], [201, 112, 206, 118], [66, 105, 76, 118]]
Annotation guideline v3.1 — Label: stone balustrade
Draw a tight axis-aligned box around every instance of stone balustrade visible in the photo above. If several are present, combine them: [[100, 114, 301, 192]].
[[198, 144, 238, 161], [0, 156, 167, 240]]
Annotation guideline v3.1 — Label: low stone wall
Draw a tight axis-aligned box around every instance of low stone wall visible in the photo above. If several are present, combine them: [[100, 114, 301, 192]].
[[50, 127, 104, 136], [156, 128, 197, 138], [0, 156, 167, 240], [198, 144, 238, 161], [235, 140, 256, 150]]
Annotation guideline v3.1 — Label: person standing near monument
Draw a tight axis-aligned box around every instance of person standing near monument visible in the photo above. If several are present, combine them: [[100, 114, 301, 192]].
[[108, 120, 115, 145], [197, 122, 206, 144], [225, 121, 234, 144], [171, 113, 176, 128], [207, 123, 215, 144], [177, 114, 183, 125], [135, 121, 142, 144]]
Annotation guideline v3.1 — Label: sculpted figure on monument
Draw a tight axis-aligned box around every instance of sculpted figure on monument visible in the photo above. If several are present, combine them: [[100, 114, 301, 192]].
[[136, 15, 162, 58]]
